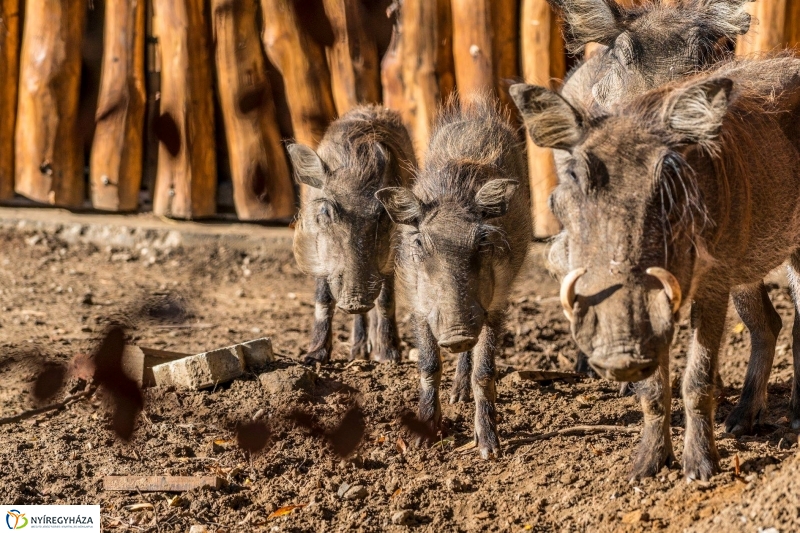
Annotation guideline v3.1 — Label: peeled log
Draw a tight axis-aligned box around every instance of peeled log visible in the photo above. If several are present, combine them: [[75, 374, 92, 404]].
[[737, 0, 787, 55], [0, 0, 20, 200], [451, 0, 494, 103], [152, 0, 217, 219], [212, 0, 295, 220], [323, 0, 381, 114], [786, 0, 800, 50], [522, 0, 564, 237], [491, 0, 519, 110], [260, 0, 336, 149], [90, 0, 146, 212], [15, 0, 86, 207]]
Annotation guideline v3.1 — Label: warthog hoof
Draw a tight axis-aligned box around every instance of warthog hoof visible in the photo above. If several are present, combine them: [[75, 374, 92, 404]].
[[724, 401, 763, 436], [476, 433, 500, 460], [682, 447, 720, 482], [302, 348, 330, 366], [350, 340, 371, 361], [449, 376, 471, 404]]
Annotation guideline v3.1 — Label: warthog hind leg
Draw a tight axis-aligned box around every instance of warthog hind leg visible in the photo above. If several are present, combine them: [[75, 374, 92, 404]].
[[450, 351, 472, 403], [369, 276, 401, 363]]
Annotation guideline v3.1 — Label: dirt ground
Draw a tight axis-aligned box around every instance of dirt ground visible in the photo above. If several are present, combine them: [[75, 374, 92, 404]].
[[0, 221, 798, 532]]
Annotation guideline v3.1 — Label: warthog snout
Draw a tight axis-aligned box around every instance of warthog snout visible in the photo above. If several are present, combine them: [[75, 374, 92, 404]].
[[588, 352, 659, 382], [437, 333, 478, 353], [336, 298, 375, 314]]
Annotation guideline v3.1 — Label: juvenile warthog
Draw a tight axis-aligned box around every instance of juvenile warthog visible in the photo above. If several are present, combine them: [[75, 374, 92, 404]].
[[511, 56, 800, 480], [290, 106, 416, 365], [376, 98, 531, 458], [530, 0, 776, 437]]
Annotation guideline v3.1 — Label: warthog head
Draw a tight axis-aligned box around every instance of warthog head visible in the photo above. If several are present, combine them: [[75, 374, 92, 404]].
[[550, 0, 751, 108], [377, 168, 519, 353], [510, 77, 733, 381], [290, 140, 395, 313]]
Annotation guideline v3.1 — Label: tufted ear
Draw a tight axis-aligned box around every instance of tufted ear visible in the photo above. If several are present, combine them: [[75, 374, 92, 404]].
[[510, 83, 584, 151], [694, 0, 752, 38], [547, 0, 628, 53], [287, 144, 327, 189], [475, 179, 519, 219], [662, 78, 733, 144], [375, 187, 423, 226]]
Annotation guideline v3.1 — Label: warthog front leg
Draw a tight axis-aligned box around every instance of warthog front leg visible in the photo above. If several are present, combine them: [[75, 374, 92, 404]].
[[303, 278, 335, 365], [630, 352, 675, 479], [682, 292, 728, 481], [350, 313, 370, 360], [449, 351, 472, 404], [787, 254, 800, 429], [368, 276, 400, 363], [416, 318, 443, 436], [725, 281, 781, 435], [472, 315, 502, 459]]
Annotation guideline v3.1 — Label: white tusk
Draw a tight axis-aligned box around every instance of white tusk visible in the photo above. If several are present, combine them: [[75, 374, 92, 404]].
[[560, 268, 586, 321], [646, 267, 682, 314]]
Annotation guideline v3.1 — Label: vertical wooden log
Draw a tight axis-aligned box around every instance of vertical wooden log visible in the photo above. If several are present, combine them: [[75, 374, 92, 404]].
[[260, 0, 336, 150], [451, 0, 494, 102], [90, 0, 146, 212], [0, 0, 20, 200], [15, 0, 86, 207], [212, 0, 295, 220], [323, 0, 381, 114], [491, 0, 519, 110], [381, 3, 406, 117], [785, 0, 800, 50], [737, 0, 787, 55], [152, 0, 216, 218], [522, 0, 563, 237]]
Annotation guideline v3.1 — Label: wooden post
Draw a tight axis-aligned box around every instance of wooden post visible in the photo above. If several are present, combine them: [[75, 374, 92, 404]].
[[0, 0, 20, 200], [212, 0, 295, 220], [260, 0, 336, 149], [785, 0, 800, 50], [152, 0, 217, 219], [15, 0, 86, 207], [451, 0, 494, 103], [90, 0, 146, 212], [737, 0, 787, 55], [522, 0, 564, 238], [381, 3, 406, 118], [322, 0, 381, 114], [491, 0, 519, 110]]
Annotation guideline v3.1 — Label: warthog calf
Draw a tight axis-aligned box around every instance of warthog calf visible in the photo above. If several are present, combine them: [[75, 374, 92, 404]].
[[512, 56, 800, 480], [536, 0, 777, 436], [289, 106, 416, 365], [376, 98, 531, 458]]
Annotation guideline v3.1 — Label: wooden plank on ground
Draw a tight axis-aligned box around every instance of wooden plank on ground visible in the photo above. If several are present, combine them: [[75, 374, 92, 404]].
[[211, 0, 295, 220], [152, 0, 217, 219], [15, 0, 86, 207], [90, 0, 147, 212], [103, 476, 224, 492], [0, 0, 20, 200]]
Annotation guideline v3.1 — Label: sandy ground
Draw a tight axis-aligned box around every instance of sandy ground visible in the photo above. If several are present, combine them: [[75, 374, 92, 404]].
[[0, 219, 798, 532]]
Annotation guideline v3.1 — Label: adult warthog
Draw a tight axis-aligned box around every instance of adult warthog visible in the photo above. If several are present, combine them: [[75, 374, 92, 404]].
[[511, 56, 800, 480]]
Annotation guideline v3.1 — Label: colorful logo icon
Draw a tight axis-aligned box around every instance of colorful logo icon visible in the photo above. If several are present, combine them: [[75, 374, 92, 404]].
[[5, 510, 28, 530]]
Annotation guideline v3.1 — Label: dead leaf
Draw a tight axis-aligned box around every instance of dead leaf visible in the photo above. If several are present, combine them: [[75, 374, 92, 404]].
[[167, 496, 182, 508], [433, 436, 455, 448], [396, 437, 407, 454], [267, 504, 306, 520], [455, 440, 477, 453], [125, 503, 154, 512], [390, 488, 402, 499], [734, 453, 741, 477]]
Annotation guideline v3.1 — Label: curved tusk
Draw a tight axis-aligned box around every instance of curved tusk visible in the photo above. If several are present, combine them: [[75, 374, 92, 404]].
[[646, 267, 682, 314], [560, 268, 586, 321]]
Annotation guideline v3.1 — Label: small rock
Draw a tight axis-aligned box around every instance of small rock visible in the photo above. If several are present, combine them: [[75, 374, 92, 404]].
[[559, 472, 577, 485], [189, 526, 208, 533], [259, 366, 316, 395], [81, 292, 94, 305], [392, 510, 414, 525], [111, 252, 132, 262], [407, 348, 419, 362], [343, 484, 367, 500], [337, 482, 351, 498]]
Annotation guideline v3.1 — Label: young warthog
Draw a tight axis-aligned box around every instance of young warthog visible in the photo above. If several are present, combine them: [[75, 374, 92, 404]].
[[528, 0, 776, 437], [511, 56, 800, 480], [289, 106, 416, 365], [376, 98, 532, 458]]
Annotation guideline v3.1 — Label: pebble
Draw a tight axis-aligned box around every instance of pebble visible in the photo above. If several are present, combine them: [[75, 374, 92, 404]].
[[343, 485, 367, 500], [559, 472, 578, 485], [189, 526, 208, 533], [392, 510, 414, 525]]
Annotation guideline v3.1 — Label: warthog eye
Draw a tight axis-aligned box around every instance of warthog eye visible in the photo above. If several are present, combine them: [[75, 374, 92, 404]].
[[316, 203, 332, 226], [410, 234, 424, 263]]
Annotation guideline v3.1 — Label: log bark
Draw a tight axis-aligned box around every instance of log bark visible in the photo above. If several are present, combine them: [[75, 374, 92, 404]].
[[491, 0, 519, 110], [451, 0, 494, 103], [152, 0, 217, 219], [786, 0, 800, 50], [90, 0, 146, 212], [212, 0, 295, 220], [381, 3, 405, 118], [322, 0, 381, 114], [0, 0, 19, 200], [260, 0, 336, 149], [522, 0, 563, 237], [737, 0, 787, 55], [15, 0, 86, 207]]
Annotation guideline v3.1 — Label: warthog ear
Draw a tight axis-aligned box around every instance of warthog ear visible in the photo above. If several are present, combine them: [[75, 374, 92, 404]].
[[287, 144, 327, 189], [663, 78, 733, 144], [475, 179, 519, 219], [375, 188, 422, 226], [547, 0, 626, 52], [509, 83, 583, 151], [696, 0, 752, 37]]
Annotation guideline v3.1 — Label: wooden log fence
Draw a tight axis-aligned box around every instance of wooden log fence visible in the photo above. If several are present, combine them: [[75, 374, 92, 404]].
[[0, 0, 798, 229]]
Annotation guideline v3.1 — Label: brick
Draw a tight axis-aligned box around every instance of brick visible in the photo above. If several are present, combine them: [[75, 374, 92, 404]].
[[152, 346, 245, 389], [121, 346, 146, 386], [239, 337, 273, 369]]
